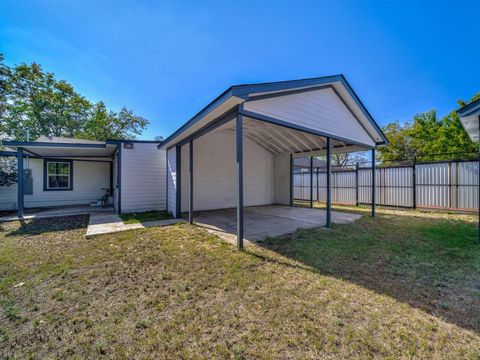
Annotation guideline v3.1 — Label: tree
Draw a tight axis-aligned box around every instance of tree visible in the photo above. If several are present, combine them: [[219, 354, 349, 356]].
[[0, 156, 17, 187], [331, 152, 368, 167], [377, 94, 479, 163], [0, 54, 149, 141]]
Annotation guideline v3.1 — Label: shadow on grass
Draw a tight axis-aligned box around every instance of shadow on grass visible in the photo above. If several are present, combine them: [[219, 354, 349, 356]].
[[6, 215, 89, 237], [256, 213, 480, 333]]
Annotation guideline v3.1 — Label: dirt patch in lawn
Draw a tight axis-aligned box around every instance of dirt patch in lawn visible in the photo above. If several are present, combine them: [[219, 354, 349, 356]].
[[1, 214, 480, 359]]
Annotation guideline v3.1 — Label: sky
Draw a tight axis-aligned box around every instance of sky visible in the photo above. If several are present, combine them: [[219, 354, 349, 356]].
[[1, 0, 479, 140]]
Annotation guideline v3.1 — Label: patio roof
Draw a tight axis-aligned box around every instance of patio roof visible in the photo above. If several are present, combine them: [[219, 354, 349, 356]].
[[2, 136, 118, 158]]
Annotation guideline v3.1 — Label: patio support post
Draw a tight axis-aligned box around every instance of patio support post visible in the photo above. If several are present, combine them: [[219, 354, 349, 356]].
[[326, 138, 332, 228], [17, 147, 24, 218], [412, 153, 417, 209], [117, 145, 122, 214], [236, 113, 244, 250], [175, 145, 182, 219], [355, 162, 359, 206], [478, 116, 480, 244], [309, 156, 313, 208], [289, 153, 293, 207], [371, 148, 376, 217], [189, 139, 193, 224]]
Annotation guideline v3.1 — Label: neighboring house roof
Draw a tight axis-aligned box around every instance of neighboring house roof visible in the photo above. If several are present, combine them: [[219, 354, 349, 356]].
[[159, 75, 388, 150], [457, 98, 480, 142], [293, 157, 326, 168]]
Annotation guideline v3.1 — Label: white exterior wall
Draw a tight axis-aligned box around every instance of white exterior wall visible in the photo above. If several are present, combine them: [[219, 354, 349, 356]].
[[179, 128, 275, 212], [0, 158, 109, 210], [274, 153, 291, 205], [120, 143, 167, 213], [244, 87, 376, 147], [167, 147, 177, 215]]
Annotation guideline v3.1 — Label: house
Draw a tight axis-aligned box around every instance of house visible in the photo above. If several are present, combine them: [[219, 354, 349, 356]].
[[1, 136, 165, 214], [1, 75, 387, 249]]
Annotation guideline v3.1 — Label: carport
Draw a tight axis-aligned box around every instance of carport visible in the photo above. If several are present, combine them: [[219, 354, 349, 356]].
[[159, 75, 388, 249]]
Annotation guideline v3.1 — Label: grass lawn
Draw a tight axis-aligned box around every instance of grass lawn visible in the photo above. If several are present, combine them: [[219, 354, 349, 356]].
[[119, 210, 172, 224], [1, 208, 479, 358]]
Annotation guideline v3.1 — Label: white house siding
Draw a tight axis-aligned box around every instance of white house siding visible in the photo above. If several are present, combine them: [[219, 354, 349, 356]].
[[0, 158, 109, 210], [120, 143, 166, 213], [179, 127, 274, 212], [244, 87, 376, 147], [167, 147, 177, 215], [273, 153, 291, 205]]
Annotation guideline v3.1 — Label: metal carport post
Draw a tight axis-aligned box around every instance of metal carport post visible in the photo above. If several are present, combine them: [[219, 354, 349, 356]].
[[17, 147, 24, 218], [236, 112, 244, 250]]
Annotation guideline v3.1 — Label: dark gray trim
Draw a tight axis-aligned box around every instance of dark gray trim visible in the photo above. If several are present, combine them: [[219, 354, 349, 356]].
[[355, 163, 359, 207], [239, 109, 376, 150], [165, 151, 169, 213], [0, 150, 17, 156], [17, 148, 24, 217], [109, 162, 113, 195], [117, 146, 122, 214], [3, 141, 106, 148], [338, 74, 388, 144], [168, 107, 239, 150], [371, 148, 376, 217], [236, 113, 244, 250], [457, 98, 480, 116], [175, 145, 182, 219], [289, 153, 294, 207], [412, 154, 417, 209], [189, 140, 193, 224], [247, 84, 333, 101], [326, 138, 332, 228], [158, 87, 237, 148], [43, 159, 74, 191], [309, 156, 313, 208]]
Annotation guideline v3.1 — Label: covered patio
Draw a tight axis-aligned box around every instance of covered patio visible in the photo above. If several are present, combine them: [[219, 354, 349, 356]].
[[1, 136, 119, 217], [159, 75, 388, 249]]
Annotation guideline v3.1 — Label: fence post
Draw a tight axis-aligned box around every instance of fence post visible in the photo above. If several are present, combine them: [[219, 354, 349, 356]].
[[355, 162, 359, 206], [316, 167, 319, 202], [412, 154, 417, 209]]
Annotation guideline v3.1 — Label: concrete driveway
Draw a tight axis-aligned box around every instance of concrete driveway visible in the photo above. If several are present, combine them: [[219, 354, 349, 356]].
[[192, 205, 361, 244]]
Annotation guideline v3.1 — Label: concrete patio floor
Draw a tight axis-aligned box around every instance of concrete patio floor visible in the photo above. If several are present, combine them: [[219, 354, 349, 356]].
[[0, 205, 115, 222], [192, 205, 361, 244]]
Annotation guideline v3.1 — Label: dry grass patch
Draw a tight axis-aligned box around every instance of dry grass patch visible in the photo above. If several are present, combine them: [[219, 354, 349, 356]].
[[0, 213, 479, 359]]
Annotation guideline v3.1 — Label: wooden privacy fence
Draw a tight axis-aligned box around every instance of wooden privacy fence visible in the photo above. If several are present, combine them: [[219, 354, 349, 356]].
[[293, 160, 479, 211]]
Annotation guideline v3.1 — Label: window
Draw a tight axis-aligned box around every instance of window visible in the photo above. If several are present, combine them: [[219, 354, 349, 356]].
[[44, 160, 73, 191]]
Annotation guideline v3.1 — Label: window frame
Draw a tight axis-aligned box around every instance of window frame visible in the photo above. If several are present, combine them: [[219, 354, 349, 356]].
[[43, 159, 74, 191]]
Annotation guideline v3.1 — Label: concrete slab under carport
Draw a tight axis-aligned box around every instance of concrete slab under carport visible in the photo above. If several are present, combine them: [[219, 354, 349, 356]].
[[192, 205, 361, 244]]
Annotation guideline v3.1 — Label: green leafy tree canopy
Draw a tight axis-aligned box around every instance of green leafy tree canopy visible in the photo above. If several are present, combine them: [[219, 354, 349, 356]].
[[0, 54, 149, 141], [377, 94, 479, 163]]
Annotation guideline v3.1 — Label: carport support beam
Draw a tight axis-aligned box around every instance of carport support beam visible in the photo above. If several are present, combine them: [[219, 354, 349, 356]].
[[478, 116, 480, 244], [17, 147, 24, 218], [236, 113, 244, 250], [326, 138, 332, 228], [289, 154, 293, 207], [189, 140, 193, 224], [309, 156, 313, 208], [372, 148, 376, 217]]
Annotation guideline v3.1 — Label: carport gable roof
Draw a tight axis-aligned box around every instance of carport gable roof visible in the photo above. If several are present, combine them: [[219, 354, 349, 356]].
[[158, 75, 388, 151], [457, 98, 480, 142]]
